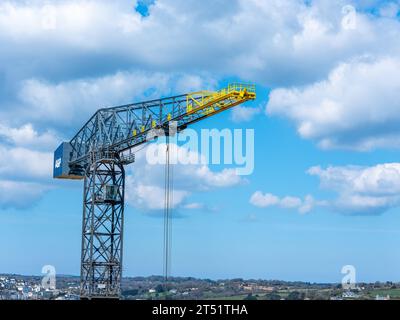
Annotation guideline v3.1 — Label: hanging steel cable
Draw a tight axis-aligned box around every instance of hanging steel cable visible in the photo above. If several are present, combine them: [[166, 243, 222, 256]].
[[163, 136, 173, 288]]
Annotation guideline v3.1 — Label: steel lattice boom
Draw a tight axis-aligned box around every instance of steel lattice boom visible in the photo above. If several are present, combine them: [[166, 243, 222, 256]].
[[53, 83, 256, 299]]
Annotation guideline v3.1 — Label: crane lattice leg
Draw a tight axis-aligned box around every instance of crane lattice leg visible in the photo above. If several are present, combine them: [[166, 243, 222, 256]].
[[80, 157, 125, 299]]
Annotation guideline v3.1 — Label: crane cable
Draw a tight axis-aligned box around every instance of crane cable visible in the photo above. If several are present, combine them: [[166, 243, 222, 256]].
[[163, 135, 174, 288]]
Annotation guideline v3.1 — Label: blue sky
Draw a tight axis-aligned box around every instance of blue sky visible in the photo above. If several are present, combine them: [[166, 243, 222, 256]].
[[1, 0, 400, 283]]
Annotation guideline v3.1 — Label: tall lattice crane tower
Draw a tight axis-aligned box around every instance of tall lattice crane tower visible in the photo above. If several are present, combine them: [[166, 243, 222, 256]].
[[53, 83, 256, 299]]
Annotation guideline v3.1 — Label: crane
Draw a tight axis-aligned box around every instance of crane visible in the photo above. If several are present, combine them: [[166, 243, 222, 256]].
[[53, 83, 256, 299]]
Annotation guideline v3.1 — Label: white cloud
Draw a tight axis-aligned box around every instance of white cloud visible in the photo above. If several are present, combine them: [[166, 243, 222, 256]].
[[308, 163, 400, 215], [17, 71, 216, 130], [1, 0, 398, 154], [0, 0, 399, 89], [125, 183, 189, 211], [251, 163, 400, 215], [174, 75, 217, 94], [0, 123, 58, 150], [19, 71, 162, 123], [280, 196, 303, 209], [0, 145, 53, 180], [231, 106, 261, 123], [125, 143, 243, 212], [0, 179, 50, 209], [0, 123, 55, 209], [250, 192, 279, 207], [182, 202, 204, 210], [1, 0, 400, 212], [194, 166, 242, 188], [267, 57, 400, 150], [249, 191, 317, 214], [0, 0, 399, 145]]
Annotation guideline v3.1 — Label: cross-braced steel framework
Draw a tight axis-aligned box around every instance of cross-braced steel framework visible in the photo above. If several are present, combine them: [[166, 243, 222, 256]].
[[69, 83, 256, 168], [80, 153, 125, 299], [54, 83, 256, 299]]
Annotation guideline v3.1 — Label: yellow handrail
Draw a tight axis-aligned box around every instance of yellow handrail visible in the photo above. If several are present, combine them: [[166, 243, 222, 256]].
[[186, 83, 256, 115]]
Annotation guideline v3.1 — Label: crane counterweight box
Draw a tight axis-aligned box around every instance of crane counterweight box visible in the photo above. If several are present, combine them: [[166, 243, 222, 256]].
[[53, 142, 84, 180]]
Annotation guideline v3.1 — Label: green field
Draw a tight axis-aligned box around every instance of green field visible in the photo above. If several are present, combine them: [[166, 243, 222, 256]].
[[369, 288, 400, 298]]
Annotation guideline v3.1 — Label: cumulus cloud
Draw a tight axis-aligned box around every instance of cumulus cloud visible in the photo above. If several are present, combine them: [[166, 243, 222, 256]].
[[0, 0, 399, 147], [0, 0, 399, 88], [15, 71, 216, 130], [0, 123, 59, 150], [250, 162, 400, 215], [125, 183, 189, 211], [194, 166, 242, 188], [125, 143, 243, 213], [0, 123, 55, 208], [231, 106, 262, 123], [0, 145, 52, 181], [1, 0, 398, 153], [308, 163, 400, 215], [249, 191, 318, 214], [1, 0, 400, 212], [0, 180, 50, 209], [182, 202, 204, 210], [267, 57, 400, 150]]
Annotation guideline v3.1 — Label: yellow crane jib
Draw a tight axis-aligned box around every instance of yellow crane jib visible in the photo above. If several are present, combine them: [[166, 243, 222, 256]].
[[129, 83, 256, 139], [186, 83, 256, 118]]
